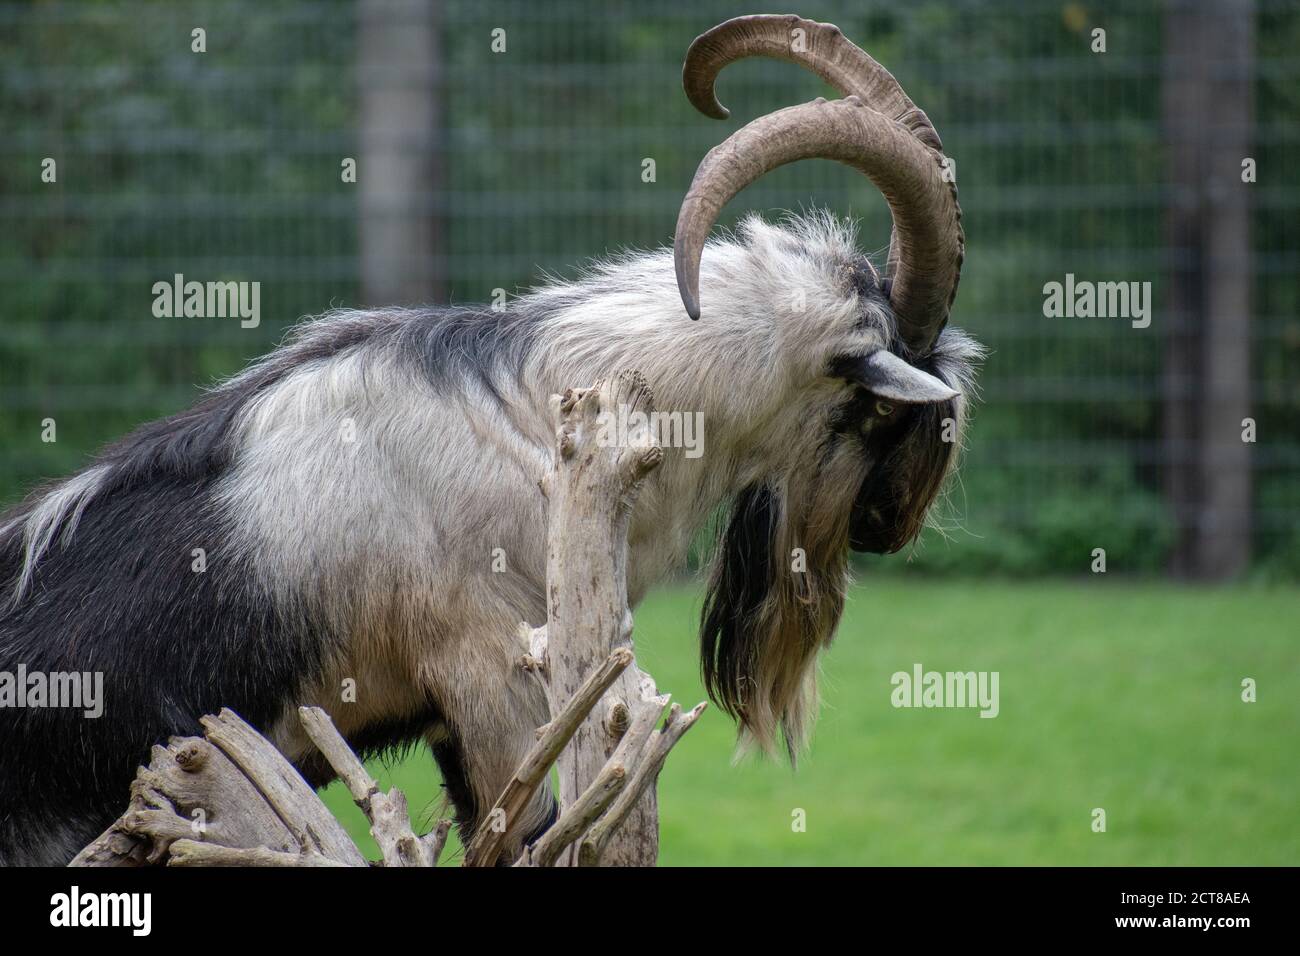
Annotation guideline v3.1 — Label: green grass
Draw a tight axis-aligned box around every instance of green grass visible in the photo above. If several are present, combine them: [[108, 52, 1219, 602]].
[[320, 578, 1299, 865]]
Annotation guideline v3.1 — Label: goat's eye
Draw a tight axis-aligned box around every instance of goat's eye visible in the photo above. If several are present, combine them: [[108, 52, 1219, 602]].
[[874, 400, 895, 417]]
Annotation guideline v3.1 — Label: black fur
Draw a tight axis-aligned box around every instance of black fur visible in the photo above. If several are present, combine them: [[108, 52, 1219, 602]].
[[849, 398, 954, 553], [699, 484, 778, 730], [847, 347, 959, 554], [0, 473, 329, 865]]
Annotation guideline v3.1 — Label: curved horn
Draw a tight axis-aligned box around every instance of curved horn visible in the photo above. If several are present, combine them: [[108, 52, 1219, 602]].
[[674, 97, 960, 351], [676, 15, 962, 354], [683, 13, 943, 150]]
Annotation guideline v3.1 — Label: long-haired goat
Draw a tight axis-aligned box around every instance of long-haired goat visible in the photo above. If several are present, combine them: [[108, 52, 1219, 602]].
[[0, 15, 980, 865]]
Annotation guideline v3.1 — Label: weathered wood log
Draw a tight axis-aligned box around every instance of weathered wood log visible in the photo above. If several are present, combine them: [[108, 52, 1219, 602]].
[[297, 705, 431, 868], [72, 708, 373, 868], [464, 647, 634, 866], [578, 700, 705, 866], [464, 371, 706, 867], [543, 371, 663, 865], [70, 659, 695, 867], [528, 370, 703, 866]]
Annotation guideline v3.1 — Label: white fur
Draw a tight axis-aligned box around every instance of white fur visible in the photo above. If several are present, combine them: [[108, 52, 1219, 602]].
[[5, 465, 110, 606]]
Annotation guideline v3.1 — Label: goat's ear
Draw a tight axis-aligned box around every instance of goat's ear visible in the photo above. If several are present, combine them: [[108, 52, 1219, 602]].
[[858, 350, 957, 404]]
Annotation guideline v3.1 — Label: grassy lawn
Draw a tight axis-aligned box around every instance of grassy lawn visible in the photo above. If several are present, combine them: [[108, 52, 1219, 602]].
[[319, 578, 1299, 865]]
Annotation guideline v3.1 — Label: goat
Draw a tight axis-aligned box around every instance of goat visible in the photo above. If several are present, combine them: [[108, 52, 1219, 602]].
[[0, 15, 980, 865]]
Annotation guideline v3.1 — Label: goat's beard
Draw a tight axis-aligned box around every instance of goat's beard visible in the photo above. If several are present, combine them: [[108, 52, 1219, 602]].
[[700, 445, 864, 761], [700, 394, 961, 758]]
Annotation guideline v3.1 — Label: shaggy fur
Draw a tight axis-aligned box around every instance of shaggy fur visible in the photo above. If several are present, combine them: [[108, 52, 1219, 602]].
[[0, 212, 980, 865]]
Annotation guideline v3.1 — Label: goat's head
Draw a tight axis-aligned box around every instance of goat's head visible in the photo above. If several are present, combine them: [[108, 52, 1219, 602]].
[[675, 15, 980, 757]]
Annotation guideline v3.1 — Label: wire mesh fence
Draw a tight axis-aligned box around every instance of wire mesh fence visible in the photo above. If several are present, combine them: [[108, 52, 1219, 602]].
[[1, 0, 1296, 576]]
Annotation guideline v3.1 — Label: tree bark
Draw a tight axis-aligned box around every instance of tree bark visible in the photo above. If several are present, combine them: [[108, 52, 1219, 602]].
[[542, 370, 670, 866], [71, 709, 369, 867], [358, 0, 443, 305], [1162, 0, 1254, 579]]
